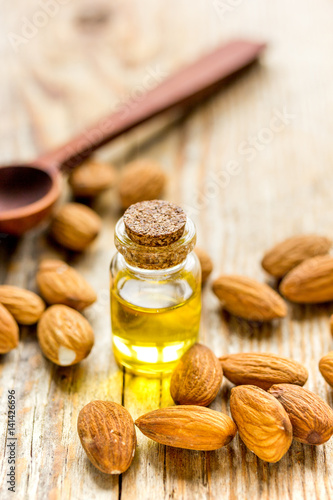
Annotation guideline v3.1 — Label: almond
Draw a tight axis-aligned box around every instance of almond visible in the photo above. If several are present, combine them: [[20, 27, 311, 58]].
[[0, 303, 19, 353], [268, 384, 333, 444], [230, 385, 292, 463], [194, 247, 213, 285], [319, 352, 333, 387], [212, 275, 287, 321], [0, 285, 45, 325], [280, 255, 333, 303], [36, 259, 96, 310], [69, 160, 116, 198], [220, 352, 308, 390], [50, 202, 101, 251], [135, 406, 236, 451], [118, 159, 166, 209], [37, 305, 94, 366], [170, 343, 223, 406], [261, 235, 331, 278], [77, 401, 136, 474]]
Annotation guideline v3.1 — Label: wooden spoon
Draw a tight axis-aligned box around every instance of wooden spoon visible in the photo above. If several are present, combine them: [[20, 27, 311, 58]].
[[0, 40, 265, 235]]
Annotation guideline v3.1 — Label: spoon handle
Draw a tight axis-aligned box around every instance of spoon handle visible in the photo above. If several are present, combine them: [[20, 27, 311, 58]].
[[36, 39, 265, 172]]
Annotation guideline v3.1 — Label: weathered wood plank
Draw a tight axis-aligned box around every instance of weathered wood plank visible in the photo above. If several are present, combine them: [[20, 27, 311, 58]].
[[1, 0, 333, 499]]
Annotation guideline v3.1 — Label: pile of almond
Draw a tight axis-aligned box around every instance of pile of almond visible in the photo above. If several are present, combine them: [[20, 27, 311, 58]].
[[0, 259, 96, 366], [77, 344, 333, 473], [211, 234, 333, 320]]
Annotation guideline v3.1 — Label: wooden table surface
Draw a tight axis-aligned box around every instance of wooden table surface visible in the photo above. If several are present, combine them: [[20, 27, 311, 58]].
[[1, 1, 333, 499]]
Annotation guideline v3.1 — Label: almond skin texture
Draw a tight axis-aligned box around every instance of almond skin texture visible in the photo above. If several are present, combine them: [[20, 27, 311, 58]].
[[0, 303, 19, 353], [261, 235, 331, 278], [37, 305, 94, 366], [280, 255, 333, 303], [50, 202, 101, 251], [170, 343, 223, 406], [220, 352, 308, 390], [194, 248, 213, 285], [135, 406, 236, 451], [69, 160, 116, 198], [268, 384, 333, 445], [212, 275, 287, 322], [77, 401, 136, 474], [118, 159, 166, 209], [36, 259, 96, 311], [230, 385, 292, 463], [0, 285, 45, 325], [319, 352, 333, 387]]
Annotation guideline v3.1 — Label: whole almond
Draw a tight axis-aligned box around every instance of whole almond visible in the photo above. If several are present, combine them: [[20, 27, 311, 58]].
[[0, 285, 45, 325], [77, 401, 136, 474], [268, 384, 333, 444], [280, 255, 333, 303], [220, 352, 308, 390], [319, 352, 333, 387], [230, 385, 292, 463], [69, 160, 116, 198], [194, 247, 213, 285], [37, 305, 94, 366], [261, 235, 331, 278], [36, 259, 96, 310], [0, 303, 19, 353], [135, 406, 236, 451], [170, 343, 223, 406], [212, 275, 287, 321], [50, 202, 101, 251], [118, 159, 166, 209]]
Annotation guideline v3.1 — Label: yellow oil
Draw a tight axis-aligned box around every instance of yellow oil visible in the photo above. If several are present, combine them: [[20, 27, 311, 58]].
[[111, 272, 201, 376]]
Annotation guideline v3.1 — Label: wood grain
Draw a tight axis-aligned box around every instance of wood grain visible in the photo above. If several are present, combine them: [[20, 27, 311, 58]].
[[1, 0, 333, 499]]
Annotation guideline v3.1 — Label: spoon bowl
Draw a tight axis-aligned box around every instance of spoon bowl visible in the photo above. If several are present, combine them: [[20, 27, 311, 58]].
[[0, 164, 60, 234]]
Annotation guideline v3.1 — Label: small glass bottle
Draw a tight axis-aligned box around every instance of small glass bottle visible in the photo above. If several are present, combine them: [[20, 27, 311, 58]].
[[110, 200, 201, 376]]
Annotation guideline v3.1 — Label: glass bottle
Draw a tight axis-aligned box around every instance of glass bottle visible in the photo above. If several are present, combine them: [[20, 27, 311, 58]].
[[110, 200, 201, 376]]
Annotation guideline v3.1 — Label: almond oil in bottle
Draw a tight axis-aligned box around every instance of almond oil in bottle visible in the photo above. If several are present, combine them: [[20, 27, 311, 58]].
[[110, 200, 201, 376]]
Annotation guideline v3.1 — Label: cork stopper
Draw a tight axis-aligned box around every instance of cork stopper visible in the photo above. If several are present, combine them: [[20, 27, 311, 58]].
[[123, 200, 187, 247], [115, 201, 196, 270]]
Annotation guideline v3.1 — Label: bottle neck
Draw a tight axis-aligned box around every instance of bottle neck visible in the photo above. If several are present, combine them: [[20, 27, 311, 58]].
[[117, 252, 191, 279]]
